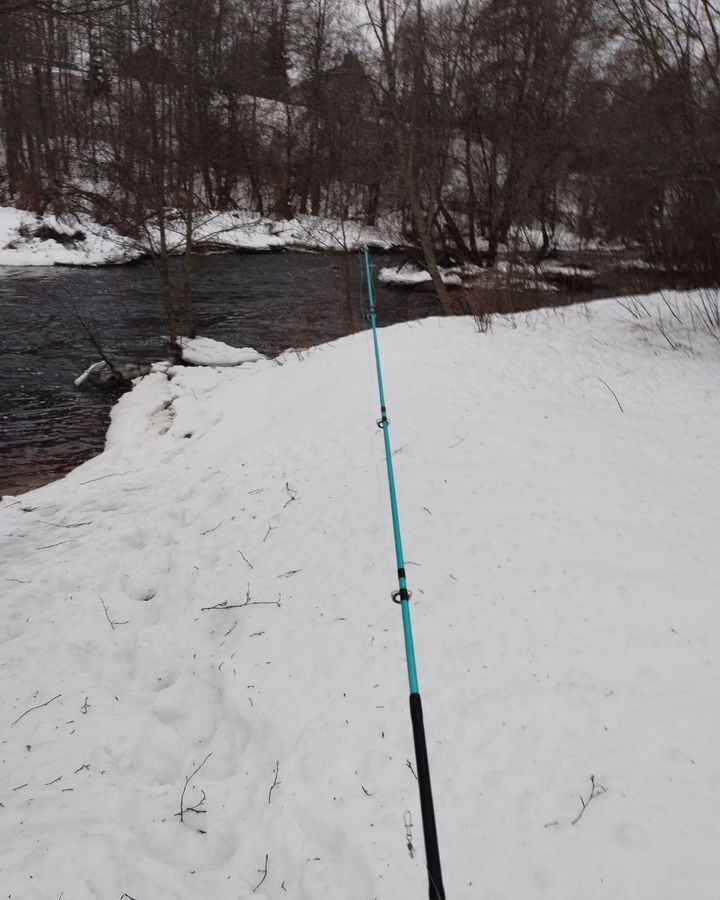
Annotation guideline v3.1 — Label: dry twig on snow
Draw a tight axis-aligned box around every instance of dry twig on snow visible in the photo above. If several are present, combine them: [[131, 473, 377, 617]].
[[406, 759, 419, 782], [100, 596, 128, 630], [253, 854, 269, 893], [202, 584, 281, 612], [283, 482, 298, 507], [268, 760, 281, 804], [571, 774, 607, 825], [11, 693, 62, 726], [594, 377, 624, 413], [177, 753, 212, 824]]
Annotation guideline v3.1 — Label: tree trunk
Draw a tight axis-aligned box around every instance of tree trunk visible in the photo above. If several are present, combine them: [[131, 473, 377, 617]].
[[404, 150, 452, 312]]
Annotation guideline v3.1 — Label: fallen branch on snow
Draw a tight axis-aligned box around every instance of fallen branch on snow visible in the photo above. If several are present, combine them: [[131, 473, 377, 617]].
[[594, 377, 624, 413], [253, 854, 269, 893], [202, 584, 281, 612], [178, 752, 212, 824], [571, 774, 607, 825], [11, 693, 62, 726], [100, 596, 128, 630], [268, 761, 281, 804]]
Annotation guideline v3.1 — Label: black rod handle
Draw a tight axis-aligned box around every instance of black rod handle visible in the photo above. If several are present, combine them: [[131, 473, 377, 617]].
[[410, 692, 446, 900]]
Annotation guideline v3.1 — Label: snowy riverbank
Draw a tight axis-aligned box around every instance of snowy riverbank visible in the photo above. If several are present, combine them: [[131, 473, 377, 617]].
[[2, 292, 720, 898], [0, 206, 404, 267]]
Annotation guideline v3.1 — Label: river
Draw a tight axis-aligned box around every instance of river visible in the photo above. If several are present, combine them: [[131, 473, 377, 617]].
[[0, 251, 441, 495]]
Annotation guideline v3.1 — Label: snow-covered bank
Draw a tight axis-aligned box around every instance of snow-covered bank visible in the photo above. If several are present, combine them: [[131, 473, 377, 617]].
[[0, 207, 142, 267], [185, 211, 402, 254], [0, 206, 403, 267], [2, 292, 720, 899]]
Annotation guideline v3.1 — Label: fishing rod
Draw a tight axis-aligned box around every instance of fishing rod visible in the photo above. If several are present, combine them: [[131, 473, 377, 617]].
[[362, 248, 446, 900]]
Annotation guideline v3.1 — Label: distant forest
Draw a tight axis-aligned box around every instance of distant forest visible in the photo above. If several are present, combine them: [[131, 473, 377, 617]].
[[1, 0, 719, 282]]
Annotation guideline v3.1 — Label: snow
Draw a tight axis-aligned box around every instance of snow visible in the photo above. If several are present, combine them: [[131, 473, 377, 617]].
[[378, 264, 463, 287], [74, 360, 107, 386], [179, 337, 267, 367], [0, 206, 403, 267], [516, 224, 623, 254], [0, 207, 141, 267], [152, 212, 400, 256], [2, 291, 720, 898], [0, 206, 38, 248], [268, 215, 401, 252], [377, 259, 596, 291], [153, 212, 286, 254], [615, 258, 662, 272], [539, 261, 598, 280]]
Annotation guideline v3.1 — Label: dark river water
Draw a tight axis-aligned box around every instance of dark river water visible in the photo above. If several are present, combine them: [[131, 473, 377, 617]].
[[0, 251, 441, 495]]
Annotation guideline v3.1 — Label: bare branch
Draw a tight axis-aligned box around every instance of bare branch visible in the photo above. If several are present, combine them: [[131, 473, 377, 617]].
[[268, 761, 281, 804], [202, 584, 281, 612], [571, 775, 607, 825], [200, 520, 224, 536], [178, 753, 212, 824], [283, 482, 298, 508], [39, 520, 92, 529], [11, 693, 62, 726], [100, 597, 128, 630], [406, 758, 419, 781], [238, 551, 254, 569], [37, 539, 77, 551], [253, 854, 269, 893], [594, 377, 624, 413]]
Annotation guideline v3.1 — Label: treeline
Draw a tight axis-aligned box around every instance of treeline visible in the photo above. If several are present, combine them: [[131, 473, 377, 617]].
[[1, 0, 719, 291]]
